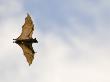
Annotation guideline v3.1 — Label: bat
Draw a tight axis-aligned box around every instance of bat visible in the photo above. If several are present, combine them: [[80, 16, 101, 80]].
[[13, 13, 38, 65]]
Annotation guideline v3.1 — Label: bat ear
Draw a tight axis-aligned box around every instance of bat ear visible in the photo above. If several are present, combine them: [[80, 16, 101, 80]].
[[13, 39, 16, 43]]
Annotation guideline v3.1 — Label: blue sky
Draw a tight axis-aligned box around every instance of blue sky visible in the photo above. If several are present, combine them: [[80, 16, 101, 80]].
[[1, 0, 110, 82]]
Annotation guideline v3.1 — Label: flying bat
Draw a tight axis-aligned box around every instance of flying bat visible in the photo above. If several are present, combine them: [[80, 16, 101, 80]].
[[13, 14, 38, 65]]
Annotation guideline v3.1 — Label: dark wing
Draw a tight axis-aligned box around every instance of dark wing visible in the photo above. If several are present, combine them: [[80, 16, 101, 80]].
[[17, 42, 35, 65], [17, 14, 34, 40]]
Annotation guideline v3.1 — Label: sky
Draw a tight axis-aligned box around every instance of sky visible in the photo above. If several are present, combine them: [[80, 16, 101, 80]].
[[1, 0, 110, 82]]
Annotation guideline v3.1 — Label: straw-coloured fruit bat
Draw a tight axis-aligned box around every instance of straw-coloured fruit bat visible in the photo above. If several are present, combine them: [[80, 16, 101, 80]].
[[13, 14, 38, 65]]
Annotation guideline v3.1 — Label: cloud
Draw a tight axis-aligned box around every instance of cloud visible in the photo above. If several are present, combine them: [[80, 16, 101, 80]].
[[0, 0, 28, 82], [35, 0, 110, 81], [36, 30, 110, 82], [1, 0, 110, 82]]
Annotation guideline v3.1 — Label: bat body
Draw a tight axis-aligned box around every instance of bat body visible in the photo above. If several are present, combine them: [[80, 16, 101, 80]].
[[13, 14, 38, 65], [13, 38, 38, 43]]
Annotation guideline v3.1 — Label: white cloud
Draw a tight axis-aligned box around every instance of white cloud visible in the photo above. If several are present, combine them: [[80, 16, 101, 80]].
[[36, 31, 110, 82], [1, 0, 110, 82]]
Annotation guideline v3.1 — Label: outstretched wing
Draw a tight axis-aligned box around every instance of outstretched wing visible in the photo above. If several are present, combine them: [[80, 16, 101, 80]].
[[17, 14, 34, 40], [17, 42, 35, 65]]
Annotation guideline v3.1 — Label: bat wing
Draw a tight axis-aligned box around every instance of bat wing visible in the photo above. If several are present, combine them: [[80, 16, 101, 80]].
[[17, 42, 35, 65], [17, 14, 34, 40]]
